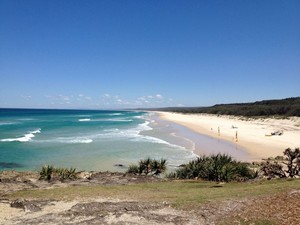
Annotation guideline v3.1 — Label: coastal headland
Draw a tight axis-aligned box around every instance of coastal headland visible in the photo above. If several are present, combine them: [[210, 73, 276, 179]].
[[158, 111, 300, 161]]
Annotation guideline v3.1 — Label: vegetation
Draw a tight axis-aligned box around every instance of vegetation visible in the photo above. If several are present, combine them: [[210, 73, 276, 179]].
[[9, 178, 300, 208], [39, 165, 54, 181], [39, 165, 77, 181], [260, 148, 300, 179], [54, 167, 77, 180], [127, 157, 167, 176], [167, 154, 257, 182], [154, 97, 300, 117]]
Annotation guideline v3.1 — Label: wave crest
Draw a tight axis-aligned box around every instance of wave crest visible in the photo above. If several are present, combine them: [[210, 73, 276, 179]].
[[0, 128, 41, 142], [78, 118, 91, 122], [56, 137, 93, 144]]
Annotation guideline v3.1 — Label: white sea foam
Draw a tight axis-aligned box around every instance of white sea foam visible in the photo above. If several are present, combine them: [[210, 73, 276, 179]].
[[91, 121, 187, 150], [64, 138, 93, 144], [107, 119, 133, 122], [77, 115, 91, 117], [109, 113, 123, 116], [53, 137, 93, 144], [17, 118, 34, 121], [0, 122, 17, 126], [0, 128, 41, 142], [83, 118, 133, 122], [78, 118, 91, 122]]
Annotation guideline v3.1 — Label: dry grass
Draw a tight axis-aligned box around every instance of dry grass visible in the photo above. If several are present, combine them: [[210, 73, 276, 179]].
[[3, 178, 300, 224], [7, 178, 300, 209]]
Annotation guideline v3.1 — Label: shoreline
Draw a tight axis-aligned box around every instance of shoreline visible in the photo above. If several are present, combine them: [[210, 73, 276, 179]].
[[146, 112, 252, 162], [157, 112, 300, 161]]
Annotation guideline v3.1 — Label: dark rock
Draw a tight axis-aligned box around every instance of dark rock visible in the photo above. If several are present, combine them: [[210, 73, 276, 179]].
[[24, 203, 41, 212], [114, 164, 125, 167], [10, 199, 25, 209]]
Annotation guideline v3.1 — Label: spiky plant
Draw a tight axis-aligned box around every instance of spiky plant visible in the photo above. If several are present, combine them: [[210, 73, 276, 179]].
[[138, 159, 146, 174], [127, 164, 139, 174], [54, 167, 77, 180], [260, 148, 300, 179], [283, 148, 300, 177], [167, 154, 256, 182], [127, 158, 168, 176], [143, 157, 153, 175], [66, 167, 77, 180], [155, 158, 167, 175], [39, 165, 54, 181]]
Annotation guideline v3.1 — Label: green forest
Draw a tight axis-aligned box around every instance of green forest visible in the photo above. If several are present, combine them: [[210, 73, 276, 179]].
[[155, 97, 300, 117]]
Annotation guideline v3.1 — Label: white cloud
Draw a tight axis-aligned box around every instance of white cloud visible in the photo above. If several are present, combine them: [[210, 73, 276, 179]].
[[57, 95, 70, 101], [101, 93, 173, 108], [138, 97, 146, 101], [21, 95, 32, 100]]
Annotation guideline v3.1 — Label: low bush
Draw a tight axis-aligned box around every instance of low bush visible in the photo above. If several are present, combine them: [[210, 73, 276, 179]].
[[39, 165, 77, 181], [167, 154, 257, 182], [127, 158, 167, 176], [39, 165, 54, 181], [260, 148, 300, 179]]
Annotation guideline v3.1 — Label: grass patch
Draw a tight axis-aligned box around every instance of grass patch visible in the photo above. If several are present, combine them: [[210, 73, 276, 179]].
[[7, 178, 300, 209]]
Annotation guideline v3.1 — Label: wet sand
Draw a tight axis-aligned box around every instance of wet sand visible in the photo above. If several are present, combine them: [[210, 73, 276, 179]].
[[145, 113, 252, 162], [157, 112, 300, 160]]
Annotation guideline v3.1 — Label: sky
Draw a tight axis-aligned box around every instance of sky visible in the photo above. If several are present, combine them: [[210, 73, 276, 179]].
[[0, 0, 299, 109]]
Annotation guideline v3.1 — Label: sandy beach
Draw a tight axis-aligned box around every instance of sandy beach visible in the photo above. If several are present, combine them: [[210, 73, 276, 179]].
[[158, 112, 300, 161]]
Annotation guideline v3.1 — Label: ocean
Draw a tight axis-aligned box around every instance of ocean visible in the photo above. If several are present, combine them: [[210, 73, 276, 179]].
[[0, 108, 197, 172]]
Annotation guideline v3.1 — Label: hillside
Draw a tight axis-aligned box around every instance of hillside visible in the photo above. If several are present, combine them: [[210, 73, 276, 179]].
[[156, 97, 300, 117], [1, 171, 300, 224]]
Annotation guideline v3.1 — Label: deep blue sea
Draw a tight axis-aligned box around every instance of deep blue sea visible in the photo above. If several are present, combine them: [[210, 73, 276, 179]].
[[0, 109, 197, 171]]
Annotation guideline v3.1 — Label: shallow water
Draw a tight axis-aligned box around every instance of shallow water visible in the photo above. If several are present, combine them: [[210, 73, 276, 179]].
[[0, 109, 196, 171], [146, 113, 252, 162]]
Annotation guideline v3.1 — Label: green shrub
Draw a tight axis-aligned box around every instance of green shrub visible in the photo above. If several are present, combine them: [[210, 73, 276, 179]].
[[168, 154, 256, 182], [127, 158, 167, 176], [39, 165, 54, 181], [127, 164, 139, 174], [260, 148, 300, 179], [39, 165, 77, 181]]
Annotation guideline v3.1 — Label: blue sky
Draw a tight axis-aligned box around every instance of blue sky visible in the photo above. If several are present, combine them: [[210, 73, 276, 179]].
[[1, 0, 299, 109]]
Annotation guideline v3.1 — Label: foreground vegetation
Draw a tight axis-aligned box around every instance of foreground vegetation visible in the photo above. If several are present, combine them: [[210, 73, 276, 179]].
[[8, 177, 300, 209], [167, 153, 257, 182], [39, 165, 77, 181], [261, 148, 300, 179], [127, 157, 167, 176], [4, 149, 300, 224], [155, 97, 300, 117]]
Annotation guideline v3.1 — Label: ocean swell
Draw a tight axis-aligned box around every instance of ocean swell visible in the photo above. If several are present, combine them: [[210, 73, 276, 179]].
[[0, 128, 41, 142]]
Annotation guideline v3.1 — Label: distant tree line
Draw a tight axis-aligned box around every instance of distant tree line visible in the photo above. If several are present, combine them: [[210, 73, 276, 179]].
[[153, 97, 300, 117]]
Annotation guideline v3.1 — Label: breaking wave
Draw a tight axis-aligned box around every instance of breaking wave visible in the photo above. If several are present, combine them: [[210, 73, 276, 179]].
[[0, 129, 41, 142], [78, 118, 91, 122]]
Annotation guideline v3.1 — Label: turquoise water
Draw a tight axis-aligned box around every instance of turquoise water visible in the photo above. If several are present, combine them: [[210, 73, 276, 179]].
[[0, 109, 196, 171]]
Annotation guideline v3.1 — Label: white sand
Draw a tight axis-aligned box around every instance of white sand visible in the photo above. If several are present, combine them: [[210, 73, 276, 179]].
[[158, 112, 300, 160]]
